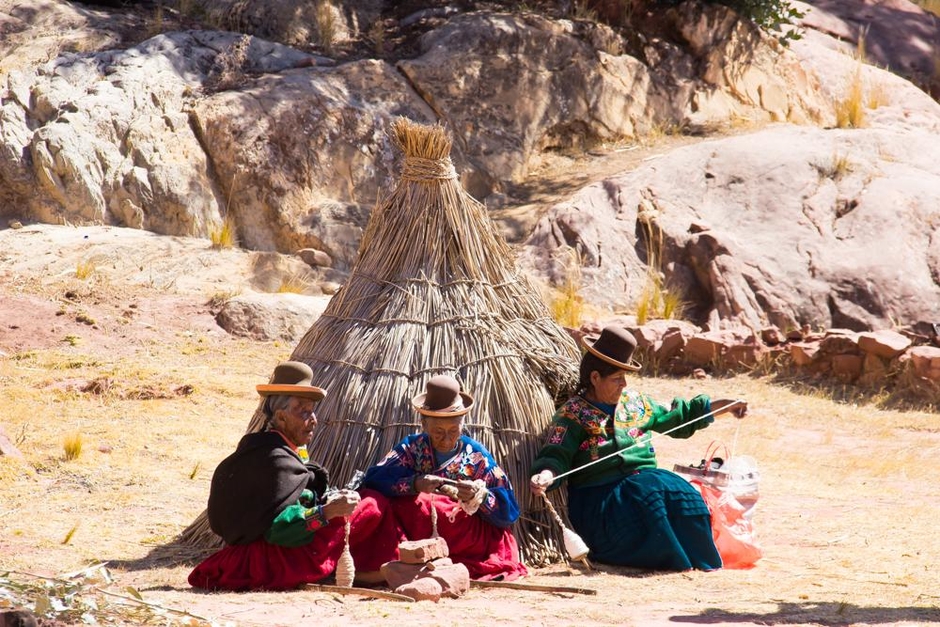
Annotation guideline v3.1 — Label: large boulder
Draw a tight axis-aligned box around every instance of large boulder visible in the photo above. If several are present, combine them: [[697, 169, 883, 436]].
[[398, 4, 830, 191], [519, 117, 940, 331], [190, 57, 439, 266], [0, 31, 315, 237]]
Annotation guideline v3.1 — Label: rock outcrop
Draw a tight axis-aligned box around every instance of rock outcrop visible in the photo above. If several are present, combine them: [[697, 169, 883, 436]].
[[2, 0, 939, 331]]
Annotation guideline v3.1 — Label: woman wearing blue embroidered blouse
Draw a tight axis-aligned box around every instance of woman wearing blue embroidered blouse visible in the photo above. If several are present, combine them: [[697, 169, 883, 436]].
[[529, 326, 747, 571], [362, 374, 527, 581]]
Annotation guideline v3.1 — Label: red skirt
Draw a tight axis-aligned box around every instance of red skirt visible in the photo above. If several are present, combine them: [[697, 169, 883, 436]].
[[390, 492, 528, 581], [189, 489, 403, 591]]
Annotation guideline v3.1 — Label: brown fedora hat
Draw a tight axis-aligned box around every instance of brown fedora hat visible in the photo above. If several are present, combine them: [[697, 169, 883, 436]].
[[256, 361, 326, 401], [412, 374, 473, 418], [582, 326, 642, 372]]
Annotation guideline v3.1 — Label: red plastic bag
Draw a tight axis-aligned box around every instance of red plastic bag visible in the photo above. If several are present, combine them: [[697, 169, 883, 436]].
[[691, 479, 762, 569]]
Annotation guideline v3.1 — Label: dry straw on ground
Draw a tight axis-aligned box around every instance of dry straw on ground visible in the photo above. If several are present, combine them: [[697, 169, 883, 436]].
[[179, 118, 582, 564]]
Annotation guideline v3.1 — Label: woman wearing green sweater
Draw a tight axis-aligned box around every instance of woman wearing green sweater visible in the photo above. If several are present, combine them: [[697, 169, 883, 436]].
[[530, 326, 747, 571]]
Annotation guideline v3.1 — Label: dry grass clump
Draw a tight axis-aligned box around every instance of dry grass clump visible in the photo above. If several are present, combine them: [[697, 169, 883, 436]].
[[835, 66, 867, 129], [74, 259, 97, 280], [814, 151, 853, 180], [548, 247, 585, 329], [276, 271, 313, 294], [204, 34, 251, 93], [634, 220, 686, 324], [208, 215, 238, 250], [314, 1, 337, 54], [834, 28, 891, 129], [62, 432, 83, 461]]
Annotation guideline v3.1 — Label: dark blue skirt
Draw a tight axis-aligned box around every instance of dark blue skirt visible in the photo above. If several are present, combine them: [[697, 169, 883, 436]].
[[568, 468, 721, 571]]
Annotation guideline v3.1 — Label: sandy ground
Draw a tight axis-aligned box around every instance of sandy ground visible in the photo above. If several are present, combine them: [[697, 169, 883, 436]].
[[2, 224, 940, 627]]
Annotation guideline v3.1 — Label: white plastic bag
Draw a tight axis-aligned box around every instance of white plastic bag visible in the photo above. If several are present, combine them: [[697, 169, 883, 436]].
[[673, 443, 761, 519]]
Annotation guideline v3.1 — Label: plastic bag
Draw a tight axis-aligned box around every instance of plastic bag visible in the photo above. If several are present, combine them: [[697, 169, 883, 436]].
[[674, 442, 761, 519], [691, 479, 762, 569], [723, 455, 760, 519]]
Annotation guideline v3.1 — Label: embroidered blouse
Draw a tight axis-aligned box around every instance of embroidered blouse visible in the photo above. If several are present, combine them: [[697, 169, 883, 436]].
[[531, 389, 713, 489], [362, 433, 521, 528]]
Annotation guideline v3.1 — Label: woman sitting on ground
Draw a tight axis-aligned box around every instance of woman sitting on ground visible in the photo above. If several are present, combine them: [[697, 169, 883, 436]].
[[361, 374, 528, 581], [529, 326, 747, 571], [188, 361, 401, 591]]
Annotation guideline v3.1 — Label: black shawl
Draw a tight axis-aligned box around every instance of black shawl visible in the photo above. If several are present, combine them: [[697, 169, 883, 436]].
[[207, 431, 329, 545]]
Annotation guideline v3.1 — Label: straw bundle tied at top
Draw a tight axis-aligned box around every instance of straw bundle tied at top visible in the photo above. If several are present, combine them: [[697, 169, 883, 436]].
[[179, 118, 581, 565]]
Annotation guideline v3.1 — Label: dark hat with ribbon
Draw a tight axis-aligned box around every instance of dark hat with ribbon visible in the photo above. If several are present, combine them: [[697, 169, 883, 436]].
[[412, 374, 474, 418], [582, 326, 642, 372], [256, 361, 326, 401]]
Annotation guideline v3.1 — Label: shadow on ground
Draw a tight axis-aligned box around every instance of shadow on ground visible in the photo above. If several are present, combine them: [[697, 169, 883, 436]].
[[672, 601, 940, 625]]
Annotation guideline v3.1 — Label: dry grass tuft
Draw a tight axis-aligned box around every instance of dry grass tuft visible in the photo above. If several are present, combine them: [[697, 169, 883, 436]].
[[208, 216, 238, 250], [834, 28, 890, 129], [549, 247, 584, 329], [314, 1, 337, 54], [634, 220, 686, 324], [205, 34, 251, 93], [61, 523, 79, 544], [815, 151, 853, 180], [276, 271, 313, 294], [835, 66, 867, 129], [207, 288, 241, 309], [62, 432, 83, 461], [75, 259, 97, 280]]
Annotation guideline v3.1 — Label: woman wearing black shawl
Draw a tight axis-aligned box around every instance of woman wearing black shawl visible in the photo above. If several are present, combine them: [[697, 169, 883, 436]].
[[188, 362, 402, 591]]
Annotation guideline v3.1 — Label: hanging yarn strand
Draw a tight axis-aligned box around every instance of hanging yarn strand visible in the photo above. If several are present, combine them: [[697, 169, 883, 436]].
[[541, 494, 591, 569], [430, 493, 439, 538], [335, 518, 355, 587]]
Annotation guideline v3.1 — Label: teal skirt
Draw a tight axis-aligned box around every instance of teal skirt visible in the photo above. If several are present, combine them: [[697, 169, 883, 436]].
[[568, 467, 721, 571]]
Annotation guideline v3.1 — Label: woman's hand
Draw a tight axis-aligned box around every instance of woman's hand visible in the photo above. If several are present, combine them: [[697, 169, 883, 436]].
[[321, 489, 360, 519], [530, 470, 554, 496], [413, 474, 445, 494], [711, 398, 748, 419], [454, 479, 485, 503]]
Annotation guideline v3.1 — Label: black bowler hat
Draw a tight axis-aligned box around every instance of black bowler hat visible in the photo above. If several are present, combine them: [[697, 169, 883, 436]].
[[582, 326, 642, 372]]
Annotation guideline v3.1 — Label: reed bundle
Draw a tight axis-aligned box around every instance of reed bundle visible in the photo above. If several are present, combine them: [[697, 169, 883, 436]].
[[179, 118, 580, 566]]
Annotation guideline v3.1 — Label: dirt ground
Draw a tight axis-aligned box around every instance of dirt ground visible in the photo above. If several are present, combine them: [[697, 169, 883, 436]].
[[2, 224, 940, 627]]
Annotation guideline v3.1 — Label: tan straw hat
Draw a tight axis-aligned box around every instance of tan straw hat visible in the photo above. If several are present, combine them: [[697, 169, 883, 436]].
[[256, 361, 326, 401], [582, 326, 642, 372], [412, 374, 473, 418]]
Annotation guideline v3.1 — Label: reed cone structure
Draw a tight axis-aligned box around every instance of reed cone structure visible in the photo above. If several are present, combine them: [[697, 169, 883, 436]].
[[179, 118, 581, 566]]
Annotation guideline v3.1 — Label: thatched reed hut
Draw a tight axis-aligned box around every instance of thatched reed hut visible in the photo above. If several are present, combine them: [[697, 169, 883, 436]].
[[180, 118, 580, 566]]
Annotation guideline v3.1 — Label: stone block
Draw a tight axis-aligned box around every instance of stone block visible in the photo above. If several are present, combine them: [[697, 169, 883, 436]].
[[656, 329, 687, 361], [858, 330, 911, 359], [398, 536, 449, 564], [427, 562, 470, 598], [789, 342, 819, 366], [395, 577, 442, 602], [831, 354, 862, 382], [297, 247, 333, 268], [382, 557, 453, 590], [761, 326, 784, 346]]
